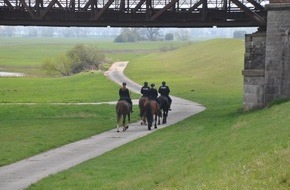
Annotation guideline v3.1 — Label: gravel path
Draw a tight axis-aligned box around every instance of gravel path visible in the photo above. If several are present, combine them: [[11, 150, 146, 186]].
[[0, 62, 205, 190]]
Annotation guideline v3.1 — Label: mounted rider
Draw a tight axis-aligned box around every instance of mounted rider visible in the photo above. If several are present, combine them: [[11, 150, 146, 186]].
[[140, 81, 150, 98], [158, 81, 172, 110], [119, 82, 133, 113], [149, 83, 158, 101], [149, 83, 162, 116]]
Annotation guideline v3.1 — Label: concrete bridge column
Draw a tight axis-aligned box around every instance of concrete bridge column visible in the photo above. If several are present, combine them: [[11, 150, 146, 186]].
[[243, 32, 266, 110], [264, 0, 290, 104], [243, 0, 290, 110]]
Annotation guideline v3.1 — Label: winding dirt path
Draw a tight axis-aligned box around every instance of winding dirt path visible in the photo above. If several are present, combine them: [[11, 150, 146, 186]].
[[0, 62, 205, 190]]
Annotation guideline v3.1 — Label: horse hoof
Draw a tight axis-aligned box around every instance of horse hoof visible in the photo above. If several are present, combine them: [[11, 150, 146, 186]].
[[117, 130, 120, 133], [141, 122, 143, 125]]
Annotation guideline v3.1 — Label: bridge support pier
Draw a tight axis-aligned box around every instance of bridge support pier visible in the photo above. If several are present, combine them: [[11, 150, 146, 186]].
[[243, 1, 290, 110]]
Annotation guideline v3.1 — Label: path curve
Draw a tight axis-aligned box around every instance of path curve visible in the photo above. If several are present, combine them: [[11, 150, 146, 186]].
[[0, 62, 205, 190]]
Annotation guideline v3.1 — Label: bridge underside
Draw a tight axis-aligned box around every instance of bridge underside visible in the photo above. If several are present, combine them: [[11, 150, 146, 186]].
[[0, 0, 267, 27]]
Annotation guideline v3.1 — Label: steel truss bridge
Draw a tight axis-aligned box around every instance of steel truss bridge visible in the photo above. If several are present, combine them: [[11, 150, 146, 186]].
[[0, 0, 268, 27]]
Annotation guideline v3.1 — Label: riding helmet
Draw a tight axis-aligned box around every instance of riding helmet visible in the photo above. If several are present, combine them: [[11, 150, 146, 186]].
[[122, 82, 127, 85], [151, 83, 155, 87]]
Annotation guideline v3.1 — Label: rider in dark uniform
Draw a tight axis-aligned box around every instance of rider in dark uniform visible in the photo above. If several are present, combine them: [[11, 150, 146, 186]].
[[140, 81, 150, 97], [149, 83, 162, 116], [119, 82, 133, 113], [158, 81, 172, 110], [149, 83, 158, 101]]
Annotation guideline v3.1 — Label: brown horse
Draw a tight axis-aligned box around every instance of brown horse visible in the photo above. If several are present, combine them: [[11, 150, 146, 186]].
[[116, 100, 131, 132], [139, 96, 149, 125], [145, 100, 161, 130]]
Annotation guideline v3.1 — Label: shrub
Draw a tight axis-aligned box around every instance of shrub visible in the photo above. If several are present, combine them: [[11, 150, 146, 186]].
[[114, 32, 138, 42], [42, 44, 106, 76], [67, 44, 105, 72], [42, 53, 74, 76]]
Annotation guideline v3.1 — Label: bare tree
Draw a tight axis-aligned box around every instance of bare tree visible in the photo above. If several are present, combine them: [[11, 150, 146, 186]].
[[142, 28, 161, 41]]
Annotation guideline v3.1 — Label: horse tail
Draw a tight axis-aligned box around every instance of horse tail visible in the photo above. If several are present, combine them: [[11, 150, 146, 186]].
[[145, 101, 153, 126]]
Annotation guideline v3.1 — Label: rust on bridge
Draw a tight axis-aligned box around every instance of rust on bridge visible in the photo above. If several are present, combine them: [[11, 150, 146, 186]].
[[0, 0, 268, 27]]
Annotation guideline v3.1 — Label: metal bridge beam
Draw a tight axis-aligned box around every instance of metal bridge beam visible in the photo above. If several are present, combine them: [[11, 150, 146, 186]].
[[230, 0, 266, 25], [150, 0, 179, 21], [0, 0, 268, 27]]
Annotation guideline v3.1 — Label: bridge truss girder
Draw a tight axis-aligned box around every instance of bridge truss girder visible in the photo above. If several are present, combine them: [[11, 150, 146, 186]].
[[0, 0, 268, 27]]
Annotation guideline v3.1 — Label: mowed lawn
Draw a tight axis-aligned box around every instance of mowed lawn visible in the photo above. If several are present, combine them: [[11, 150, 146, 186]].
[[0, 38, 187, 166], [28, 39, 289, 190], [0, 72, 141, 166], [0, 38, 289, 189]]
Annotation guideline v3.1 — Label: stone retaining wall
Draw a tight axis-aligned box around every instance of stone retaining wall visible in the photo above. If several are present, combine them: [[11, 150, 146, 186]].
[[243, 2, 290, 110]]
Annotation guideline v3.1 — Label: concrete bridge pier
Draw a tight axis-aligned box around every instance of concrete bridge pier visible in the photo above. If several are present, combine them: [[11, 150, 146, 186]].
[[243, 0, 290, 110]]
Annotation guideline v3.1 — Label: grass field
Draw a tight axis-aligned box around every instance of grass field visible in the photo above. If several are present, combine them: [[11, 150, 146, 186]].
[[0, 38, 289, 189], [0, 37, 189, 75]]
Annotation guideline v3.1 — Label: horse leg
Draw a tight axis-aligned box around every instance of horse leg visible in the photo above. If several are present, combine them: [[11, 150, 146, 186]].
[[143, 112, 147, 125], [158, 111, 161, 125], [126, 113, 130, 130], [141, 117, 147, 125], [140, 109, 144, 125], [162, 111, 166, 124], [116, 114, 121, 132], [122, 114, 126, 131], [163, 111, 168, 124], [154, 114, 157, 129], [148, 116, 152, 130], [116, 124, 120, 132]]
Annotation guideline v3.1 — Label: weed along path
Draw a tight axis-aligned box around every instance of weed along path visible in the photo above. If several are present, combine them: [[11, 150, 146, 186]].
[[0, 62, 205, 190]]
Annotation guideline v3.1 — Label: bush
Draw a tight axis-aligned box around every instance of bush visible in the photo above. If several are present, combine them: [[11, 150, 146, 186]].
[[42, 44, 106, 76], [114, 32, 138, 43], [42, 53, 74, 76], [67, 44, 105, 72]]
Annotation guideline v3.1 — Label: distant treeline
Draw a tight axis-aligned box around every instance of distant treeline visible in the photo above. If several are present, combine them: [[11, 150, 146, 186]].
[[0, 26, 257, 40]]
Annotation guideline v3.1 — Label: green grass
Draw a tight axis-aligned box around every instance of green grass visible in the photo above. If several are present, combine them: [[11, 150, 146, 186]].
[[0, 71, 123, 103], [0, 38, 289, 189], [0, 104, 116, 166], [0, 71, 140, 166], [27, 39, 289, 190], [0, 37, 189, 74]]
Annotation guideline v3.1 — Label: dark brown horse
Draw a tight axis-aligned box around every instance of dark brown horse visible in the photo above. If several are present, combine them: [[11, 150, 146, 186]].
[[116, 100, 131, 132], [157, 96, 170, 124], [145, 100, 161, 130], [139, 96, 149, 125]]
